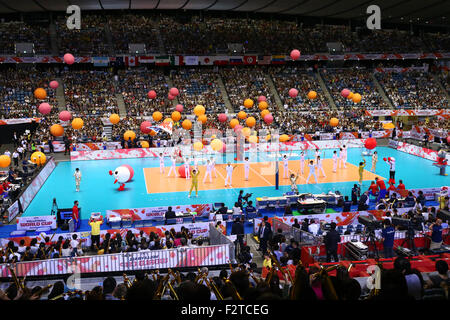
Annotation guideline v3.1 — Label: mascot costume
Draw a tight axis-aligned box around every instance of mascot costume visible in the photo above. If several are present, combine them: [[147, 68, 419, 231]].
[[433, 149, 448, 176], [109, 165, 134, 191]]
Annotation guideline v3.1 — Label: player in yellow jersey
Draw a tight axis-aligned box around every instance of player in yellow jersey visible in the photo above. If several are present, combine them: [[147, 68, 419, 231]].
[[188, 168, 200, 198], [358, 159, 366, 186]]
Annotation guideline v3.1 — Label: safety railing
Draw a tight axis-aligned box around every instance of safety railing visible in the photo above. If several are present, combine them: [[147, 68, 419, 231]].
[[0, 243, 232, 278]]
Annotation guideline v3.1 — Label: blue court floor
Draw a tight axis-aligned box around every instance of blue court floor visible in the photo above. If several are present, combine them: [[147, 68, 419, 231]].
[[22, 147, 447, 220]]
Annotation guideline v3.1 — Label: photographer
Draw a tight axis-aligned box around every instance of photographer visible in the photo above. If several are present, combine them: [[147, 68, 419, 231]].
[[357, 191, 369, 211], [381, 219, 395, 258], [429, 218, 443, 250], [324, 222, 340, 262]]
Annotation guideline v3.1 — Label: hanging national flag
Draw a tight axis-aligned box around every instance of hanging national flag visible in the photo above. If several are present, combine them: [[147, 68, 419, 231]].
[[229, 56, 243, 65], [124, 56, 139, 67], [92, 57, 109, 67], [170, 55, 185, 66], [200, 56, 214, 65], [244, 56, 257, 65], [271, 55, 285, 64], [258, 55, 272, 65], [138, 56, 155, 64], [214, 56, 229, 65], [184, 56, 199, 66], [155, 55, 170, 66]]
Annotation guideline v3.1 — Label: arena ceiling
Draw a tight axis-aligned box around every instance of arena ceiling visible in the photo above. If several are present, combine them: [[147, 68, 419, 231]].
[[0, 0, 449, 26]]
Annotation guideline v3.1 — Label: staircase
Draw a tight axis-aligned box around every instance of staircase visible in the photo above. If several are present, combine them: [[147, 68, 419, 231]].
[[265, 74, 283, 112], [103, 125, 113, 141], [316, 71, 337, 110], [371, 73, 394, 109], [154, 17, 166, 54], [55, 78, 66, 110], [104, 22, 115, 57], [432, 73, 450, 102], [217, 74, 233, 113], [48, 23, 59, 56], [115, 93, 127, 118]]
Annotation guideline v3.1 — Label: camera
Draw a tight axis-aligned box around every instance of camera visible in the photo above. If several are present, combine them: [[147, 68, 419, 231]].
[[243, 193, 253, 202], [437, 209, 450, 222], [357, 215, 382, 230], [392, 215, 424, 231]]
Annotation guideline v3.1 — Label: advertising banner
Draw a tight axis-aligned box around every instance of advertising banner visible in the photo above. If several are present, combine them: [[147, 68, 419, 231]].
[[16, 157, 56, 220], [106, 204, 213, 221], [16, 215, 57, 231], [7, 200, 20, 222]]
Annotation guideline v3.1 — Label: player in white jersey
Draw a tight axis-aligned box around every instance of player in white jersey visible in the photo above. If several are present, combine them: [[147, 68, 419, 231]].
[[203, 159, 213, 183], [341, 145, 348, 168], [224, 162, 237, 187], [184, 157, 191, 179], [371, 151, 378, 173], [244, 157, 250, 181], [332, 150, 338, 173], [299, 151, 305, 174], [167, 155, 178, 177], [316, 156, 326, 178], [314, 149, 320, 159], [158, 151, 166, 173], [338, 148, 345, 169], [73, 168, 82, 192], [281, 154, 290, 179], [306, 160, 318, 184], [210, 157, 217, 178]]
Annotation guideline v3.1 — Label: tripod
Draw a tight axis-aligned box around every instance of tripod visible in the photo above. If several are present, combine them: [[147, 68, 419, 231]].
[[400, 226, 417, 255], [51, 198, 58, 216], [365, 229, 380, 259]]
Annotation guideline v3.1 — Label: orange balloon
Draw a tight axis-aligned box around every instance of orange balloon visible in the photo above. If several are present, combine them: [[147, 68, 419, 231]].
[[261, 109, 270, 118], [171, 111, 181, 122], [34, 88, 47, 100], [124, 130, 136, 141], [307, 91, 317, 99], [182, 119, 192, 130], [347, 92, 354, 100], [246, 116, 256, 128], [248, 135, 258, 144], [71, 118, 84, 130], [244, 99, 254, 109], [352, 93, 362, 103], [229, 119, 239, 128], [238, 111, 247, 120], [258, 101, 268, 110], [242, 127, 251, 137], [329, 118, 339, 127], [153, 111, 163, 122], [50, 124, 64, 137], [164, 118, 173, 124], [0, 155, 11, 168], [194, 105, 205, 116], [141, 141, 150, 148], [197, 114, 207, 124], [109, 113, 120, 124], [279, 134, 290, 142]]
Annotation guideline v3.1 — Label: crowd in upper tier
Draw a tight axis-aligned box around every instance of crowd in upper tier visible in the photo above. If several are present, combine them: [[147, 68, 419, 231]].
[[0, 14, 449, 55]]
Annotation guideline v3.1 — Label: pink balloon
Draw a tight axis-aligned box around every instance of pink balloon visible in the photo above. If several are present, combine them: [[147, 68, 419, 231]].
[[59, 110, 72, 121], [169, 87, 179, 96], [290, 49, 301, 60], [234, 124, 243, 133], [147, 90, 157, 99], [175, 104, 183, 112], [140, 121, 152, 134], [49, 81, 59, 89], [168, 94, 175, 100], [257, 95, 266, 102], [218, 114, 228, 123], [288, 88, 298, 98], [447, 136, 450, 144], [264, 113, 273, 124], [341, 88, 350, 98], [38, 103, 51, 115], [63, 53, 75, 65]]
